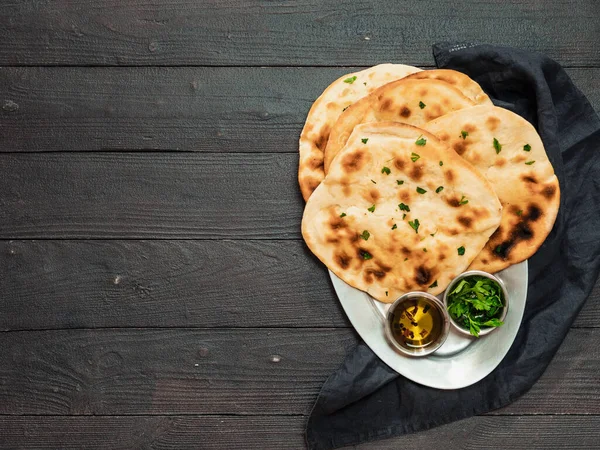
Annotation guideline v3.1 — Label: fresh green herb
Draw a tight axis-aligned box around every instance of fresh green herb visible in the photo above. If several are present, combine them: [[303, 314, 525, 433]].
[[523, 144, 531, 152], [344, 76, 357, 84], [419, 101, 426, 109], [398, 203, 410, 212], [446, 275, 505, 337], [461, 130, 469, 139], [495, 245, 503, 254], [402, 213, 406, 220], [363, 82, 367, 86], [404, 257, 408, 261], [360, 230, 370, 241], [391, 224, 397, 230], [517, 210, 523, 216], [340, 212, 346, 218], [429, 280, 438, 288], [361, 250, 373, 260], [415, 137, 427, 146], [525, 160, 535, 165], [411, 152, 421, 162], [416, 187, 427, 194], [368, 204, 376, 213], [430, 230, 437, 237], [435, 186, 444, 193], [423, 248, 427, 252], [408, 219, 420, 233], [493, 137, 502, 154], [371, 179, 376, 184], [439, 161, 443, 166], [381, 166, 391, 175], [397, 180, 404, 185], [459, 195, 469, 205], [361, 138, 368, 144], [457, 246, 465, 256]]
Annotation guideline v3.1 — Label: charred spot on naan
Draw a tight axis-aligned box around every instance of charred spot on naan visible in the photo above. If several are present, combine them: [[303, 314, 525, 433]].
[[444, 169, 455, 183], [542, 184, 557, 199], [394, 157, 407, 170], [409, 164, 424, 181], [486, 116, 500, 131], [328, 215, 348, 230], [521, 174, 538, 184], [364, 268, 386, 284], [453, 141, 467, 155], [399, 106, 411, 118], [364, 188, 380, 203], [304, 177, 321, 195], [437, 131, 451, 142], [379, 97, 394, 112], [341, 150, 367, 173], [314, 125, 331, 150], [414, 266, 433, 286], [308, 157, 325, 171], [494, 157, 507, 167], [488, 203, 543, 260], [398, 190, 411, 202], [457, 215, 473, 229], [513, 154, 527, 163], [334, 251, 352, 269]]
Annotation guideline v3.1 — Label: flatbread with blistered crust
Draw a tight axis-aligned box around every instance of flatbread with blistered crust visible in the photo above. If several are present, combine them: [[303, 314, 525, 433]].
[[424, 105, 560, 273], [302, 122, 502, 303], [298, 64, 421, 201], [404, 69, 492, 105], [323, 79, 476, 174]]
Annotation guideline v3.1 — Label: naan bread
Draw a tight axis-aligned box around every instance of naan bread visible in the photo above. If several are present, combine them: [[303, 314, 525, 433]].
[[404, 69, 492, 105], [298, 64, 421, 201], [424, 105, 560, 273], [302, 122, 502, 303], [323, 79, 476, 174]]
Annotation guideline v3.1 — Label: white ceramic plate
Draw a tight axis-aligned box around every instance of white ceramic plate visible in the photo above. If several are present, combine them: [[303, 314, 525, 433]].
[[330, 261, 528, 389]]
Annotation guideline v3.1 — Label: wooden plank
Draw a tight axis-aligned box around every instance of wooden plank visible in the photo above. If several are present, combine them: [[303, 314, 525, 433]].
[[0, 415, 599, 450], [0, 329, 357, 415], [0, 153, 303, 239], [0, 240, 345, 330], [0, 67, 598, 152], [0, 328, 599, 416], [0, 1, 598, 67], [1, 239, 597, 331]]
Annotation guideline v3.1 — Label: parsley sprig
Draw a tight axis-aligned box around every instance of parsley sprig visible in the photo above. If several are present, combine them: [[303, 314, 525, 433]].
[[446, 276, 505, 337]]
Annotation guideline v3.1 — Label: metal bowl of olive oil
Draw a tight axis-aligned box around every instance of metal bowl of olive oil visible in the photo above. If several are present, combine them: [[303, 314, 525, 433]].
[[385, 292, 450, 357]]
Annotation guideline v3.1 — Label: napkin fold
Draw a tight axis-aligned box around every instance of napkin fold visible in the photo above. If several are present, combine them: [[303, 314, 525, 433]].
[[306, 43, 600, 450]]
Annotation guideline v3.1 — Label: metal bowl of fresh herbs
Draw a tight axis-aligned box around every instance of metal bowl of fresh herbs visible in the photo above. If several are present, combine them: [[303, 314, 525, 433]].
[[443, 271, 508, 338]]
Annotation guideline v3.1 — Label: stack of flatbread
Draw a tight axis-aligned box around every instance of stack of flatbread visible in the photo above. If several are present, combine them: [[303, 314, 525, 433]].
[[299, 64, 560, 303]]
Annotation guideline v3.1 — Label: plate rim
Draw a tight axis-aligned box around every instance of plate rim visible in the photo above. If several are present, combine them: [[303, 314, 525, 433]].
[[330, 261, 528, 390]]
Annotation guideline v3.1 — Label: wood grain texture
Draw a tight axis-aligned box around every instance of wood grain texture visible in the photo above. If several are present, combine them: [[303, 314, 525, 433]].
[[0, 415, 599, 449], [0, 153, 303, 239], [0, 328, 357, 415], [1, 239, 598, 331], [0, 328, 599, 416], [0, 240, 344, 330], [0, 0, 598, 67], [0, 67, 598, 152]]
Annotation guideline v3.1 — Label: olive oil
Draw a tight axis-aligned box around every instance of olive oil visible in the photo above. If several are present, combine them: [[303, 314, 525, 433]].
[[389, 297, 444, 349]]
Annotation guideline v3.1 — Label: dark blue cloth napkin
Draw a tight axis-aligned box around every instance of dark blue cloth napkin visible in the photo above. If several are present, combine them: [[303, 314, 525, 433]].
[[306, 43, 600, 450]]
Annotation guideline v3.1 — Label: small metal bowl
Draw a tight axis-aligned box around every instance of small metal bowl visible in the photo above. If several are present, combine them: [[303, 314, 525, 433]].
[[384, 292, 450, 357], [443, 270, 509, 337]]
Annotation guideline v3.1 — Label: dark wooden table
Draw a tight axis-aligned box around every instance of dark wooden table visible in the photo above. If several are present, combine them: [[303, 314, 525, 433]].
[[0, 1, 599, 448]]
